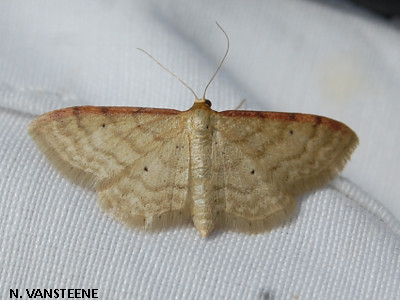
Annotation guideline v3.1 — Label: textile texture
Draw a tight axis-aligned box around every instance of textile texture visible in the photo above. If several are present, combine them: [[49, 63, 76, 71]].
[[1, 1, 399, 299]]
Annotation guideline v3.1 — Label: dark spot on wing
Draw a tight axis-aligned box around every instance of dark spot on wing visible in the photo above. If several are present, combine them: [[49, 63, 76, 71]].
[[72, 107, 80, 116], [101, 107, 109, 114]]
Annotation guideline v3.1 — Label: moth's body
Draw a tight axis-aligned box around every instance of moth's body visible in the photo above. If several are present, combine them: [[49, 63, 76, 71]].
[[28, 98, 358, 237], [27, 24, 359, 237], [186, 102, 216, 236]]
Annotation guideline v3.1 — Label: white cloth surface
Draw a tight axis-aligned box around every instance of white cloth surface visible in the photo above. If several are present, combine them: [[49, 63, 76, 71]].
[[0, 0, 399, 299]]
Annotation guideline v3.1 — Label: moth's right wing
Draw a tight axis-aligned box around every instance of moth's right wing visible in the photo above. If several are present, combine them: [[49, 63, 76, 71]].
[[213, 110, 358, 233]]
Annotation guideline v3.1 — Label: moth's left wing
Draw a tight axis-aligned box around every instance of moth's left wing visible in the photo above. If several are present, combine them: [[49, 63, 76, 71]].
[[29, 106, 185, 185], [29, 106, 191, 229]]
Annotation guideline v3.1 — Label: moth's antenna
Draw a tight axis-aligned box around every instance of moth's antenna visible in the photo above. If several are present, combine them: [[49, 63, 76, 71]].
[[234, 98, 246, 110], [137, 48, 199, 100], [202, 22, 230, 101]]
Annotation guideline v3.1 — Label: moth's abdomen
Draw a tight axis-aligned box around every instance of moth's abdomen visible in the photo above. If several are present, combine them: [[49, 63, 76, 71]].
[[187, 107, 216, 237]]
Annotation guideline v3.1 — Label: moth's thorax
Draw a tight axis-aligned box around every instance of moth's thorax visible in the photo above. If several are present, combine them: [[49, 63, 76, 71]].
[[186, 101, 217, 237]]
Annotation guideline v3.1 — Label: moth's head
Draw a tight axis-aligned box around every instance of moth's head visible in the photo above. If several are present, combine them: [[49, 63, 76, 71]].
[[191, 98, 212, 110]]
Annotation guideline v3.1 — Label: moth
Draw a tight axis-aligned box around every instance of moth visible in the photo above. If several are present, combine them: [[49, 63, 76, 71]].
[[29, 25, 358, 237]]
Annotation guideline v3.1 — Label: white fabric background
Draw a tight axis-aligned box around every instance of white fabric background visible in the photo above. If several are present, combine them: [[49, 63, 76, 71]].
[[0, 0, 399, 299]]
